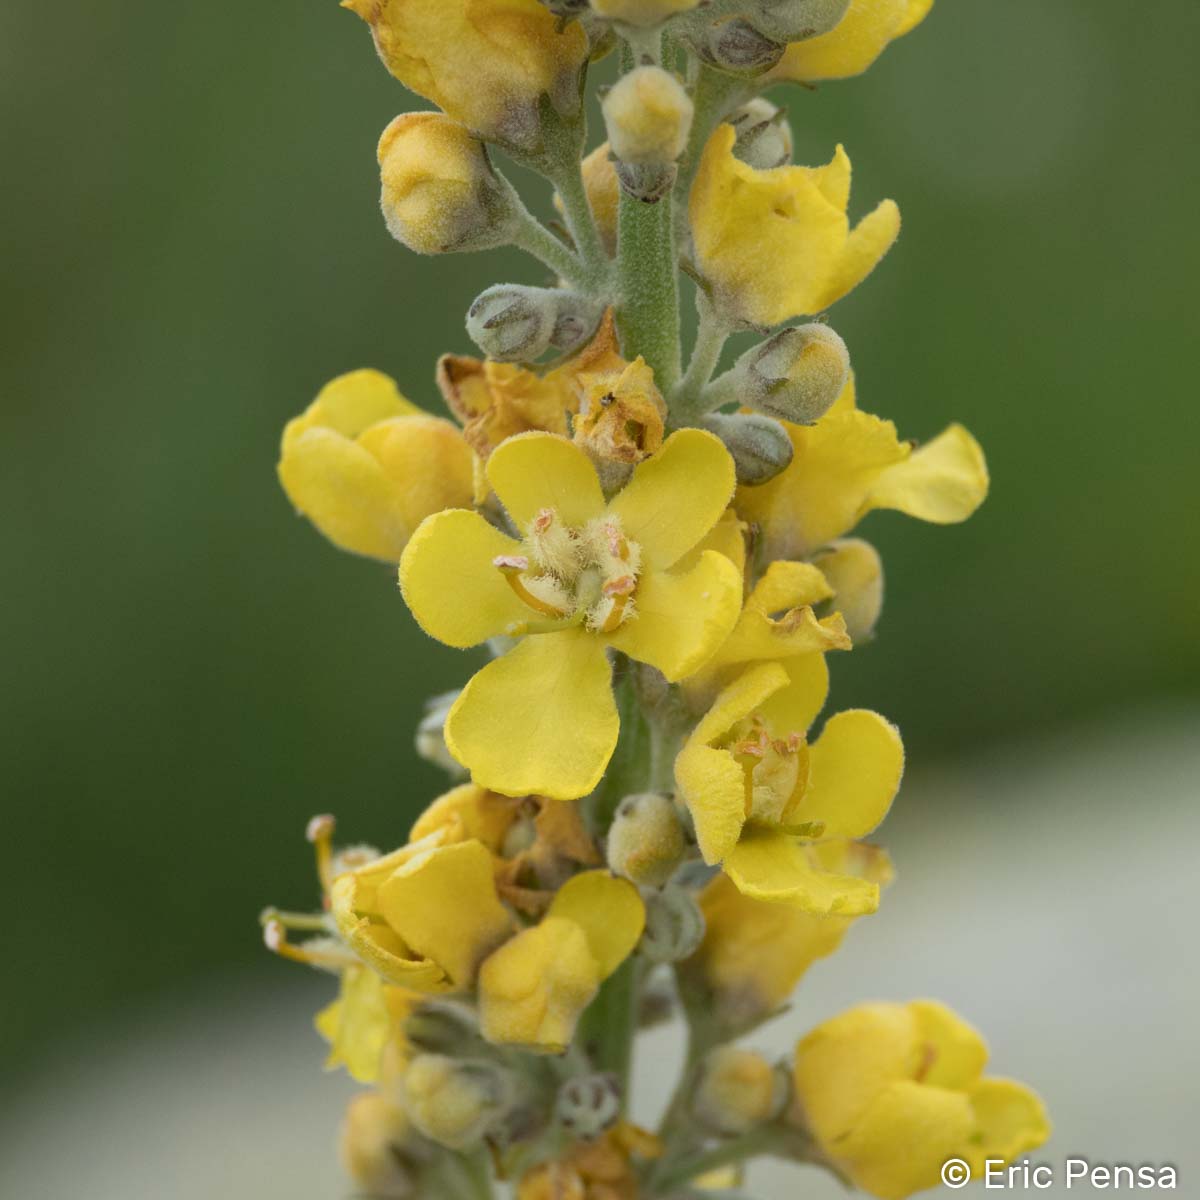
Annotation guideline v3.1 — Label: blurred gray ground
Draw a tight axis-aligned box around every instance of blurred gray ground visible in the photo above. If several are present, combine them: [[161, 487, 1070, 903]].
[[2, 707, 1196, 1199]]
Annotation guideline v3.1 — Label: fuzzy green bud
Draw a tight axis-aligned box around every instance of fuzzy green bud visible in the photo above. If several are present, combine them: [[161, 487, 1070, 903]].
[[730, 323, 851, 425], [695, 18, 785, 75], [748, 0, 851, 43], [606, 792, 687, 887], [728, 97, 794, 170], [640, 883, 706, 963], [700, 411, 794, 485], [466, 285, 600, 362], [693, 1046, 788, 1136], [400, 1055, 516, 1151]]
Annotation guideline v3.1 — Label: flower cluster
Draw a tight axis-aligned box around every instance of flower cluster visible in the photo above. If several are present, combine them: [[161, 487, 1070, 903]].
[[266, 2, 1049, 1197]]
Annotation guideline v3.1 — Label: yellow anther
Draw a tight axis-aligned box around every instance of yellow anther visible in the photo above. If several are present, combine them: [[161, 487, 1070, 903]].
[[598, 592, 631, 634], [532, 508, 555, 534], [495, 556, 572, 618], [602, 574, 636, 598]]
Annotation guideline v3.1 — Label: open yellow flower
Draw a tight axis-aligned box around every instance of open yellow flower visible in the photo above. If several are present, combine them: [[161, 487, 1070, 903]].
[[675, 661, 902, 911], [689, 845, 893, 1029], [769, 0, 934, 85], [342, 0, 589, 150], [690, 125, 900, 328], [278, 368, 473, 561], [331, 835, 514, 993], [736, 375, 989, 561], [400, 429, 742, 799], [478, 871, 644, 1051], [792, 1000, 1050, 1200]]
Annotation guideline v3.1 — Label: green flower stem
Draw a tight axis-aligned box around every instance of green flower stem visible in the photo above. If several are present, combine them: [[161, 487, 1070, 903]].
[[511, 204, 590, 290], [648, 1126, 781, 1194], [580, 955, 638, 1103], [671, 290, 732, 424], [545, 156, 613, 284]]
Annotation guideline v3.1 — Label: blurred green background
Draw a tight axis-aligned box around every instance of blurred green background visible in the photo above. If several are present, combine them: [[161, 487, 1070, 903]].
[[2, 0, 1197, 1093]]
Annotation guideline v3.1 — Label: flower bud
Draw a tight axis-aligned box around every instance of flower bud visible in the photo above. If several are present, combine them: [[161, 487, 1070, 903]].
[[732, 323, 851, 425], [693, 1046, 788, 1136], [606, 793, 686, 888], [466, 285, 601, 362], [749, 0, 852, 44], [699, 412, 794, 486], [378, 113, 519, 256], [603, 67, 693, 167], [415, 689, 466, 777], [728, 97, 794, 170], [695, 18, 785, 75], [400, 1054, 516, 1150], [556, 1073, 622, 1137], [640, 883, 706, 964], [339, 1093, 419, 1198]]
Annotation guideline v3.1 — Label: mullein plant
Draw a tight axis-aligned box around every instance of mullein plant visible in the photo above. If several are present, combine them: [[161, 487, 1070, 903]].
[[264, 2, 1050, 1197]]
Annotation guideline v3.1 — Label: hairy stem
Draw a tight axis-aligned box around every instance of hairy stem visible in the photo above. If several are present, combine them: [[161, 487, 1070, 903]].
[[672, 290, 732, 423], [511, 205, 590, 290]]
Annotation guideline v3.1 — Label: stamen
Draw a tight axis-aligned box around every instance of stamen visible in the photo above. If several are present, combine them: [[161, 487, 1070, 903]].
[[505, 608, 587, 638], [598, 592, 631, 633], [261, 918, 356, 969], [495, 558, 572, 618], [532, 508, 555, 534], [259, 906, 333, 933], [602, 574, 636, 598], [604, 523, 630, 561], [306, 814, 336, 893]]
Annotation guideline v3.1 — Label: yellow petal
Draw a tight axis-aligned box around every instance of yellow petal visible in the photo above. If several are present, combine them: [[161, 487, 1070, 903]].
[[866, 423, 989, 525], [812, 197, 901, 311], [376, 841, 513, 990], [672, 508, 747, 577], [357, 414, 475, 529], [548, 870, 646, 979], [446, 629, 618, 800], [736, 406, 908, 560], [723, 826, 880, 914], [963, 1078, 1051, 1174], [813, 538, 884, 642], [486, 431, 606, 531], [330, 874, 452, 992], [839, 1079, 974, 1200], [756, 652, 830, 736], [708, 606, 850, 676], [693, 661, 791, 746], [279, 427, 414, 561], [478, 917, 599, 1052], [316, 964, 392, 1084], [910, 1000, 988, 1090], [607, 429, 736, 571], [675, 743, 747, 867], [399, 508, 530, 648], [283, 369, 420, 449], [408, 783, 519, 852], [607, 552, 743, 682], [769, 0, 934, 84], [790, 709, 903, 839], [747, 560, 833, 614]]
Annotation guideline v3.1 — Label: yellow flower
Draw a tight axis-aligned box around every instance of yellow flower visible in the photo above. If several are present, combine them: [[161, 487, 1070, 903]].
[[690, 124, 900, 328], [478, 871, 645, 1051], [693, 1046, 785, 1135], [675, 661, 903, 911], [602, 66, 693, 166], [342, 0, 589, 149], [378, 113, 516, 255], [278, 368, 473, 561], [314, 964, 422, 1084], [399, 429, 742, 799], [769, 0, 934, 84], [688, 847, 893, 1028], [736, 375, 989, 561], [812, 537, 884, 642], [590, 0, 700, 26], [792, 1000, 1050, 1200], [331, 835, 514, 992]]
